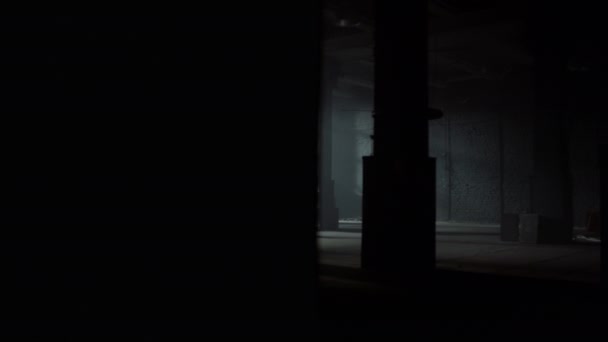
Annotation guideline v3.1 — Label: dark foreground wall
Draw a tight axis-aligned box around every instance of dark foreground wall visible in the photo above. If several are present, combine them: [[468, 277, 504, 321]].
[[602, 145, 607, 283], [0, 8, 321, 337]]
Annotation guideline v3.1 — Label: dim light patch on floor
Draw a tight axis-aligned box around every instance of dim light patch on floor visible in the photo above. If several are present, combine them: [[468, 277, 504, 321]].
[[318, 231, 600, 284]]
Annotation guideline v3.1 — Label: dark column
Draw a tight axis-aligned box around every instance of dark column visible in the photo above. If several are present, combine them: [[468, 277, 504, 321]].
[[319, 58, 340, 231], [601, 145, 607, 284], [529, 2, 574, 243], [361, 1, 435, 276]]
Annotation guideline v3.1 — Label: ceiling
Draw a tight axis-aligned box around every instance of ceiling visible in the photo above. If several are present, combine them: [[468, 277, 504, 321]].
[[323, 0, 532, 89]]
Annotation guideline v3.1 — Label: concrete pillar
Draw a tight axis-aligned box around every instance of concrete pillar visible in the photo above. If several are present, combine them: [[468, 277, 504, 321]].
[[601, 145, 607, 283], [361, 0, 435, 276], [319, 58, 340, 230], [529, 2, 574, 243]]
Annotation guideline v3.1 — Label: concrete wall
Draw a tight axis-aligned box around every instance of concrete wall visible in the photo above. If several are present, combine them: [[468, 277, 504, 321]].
[[429, 75, 532, 224], [328, 71, 600, 226], [430, 70, 600, 226]]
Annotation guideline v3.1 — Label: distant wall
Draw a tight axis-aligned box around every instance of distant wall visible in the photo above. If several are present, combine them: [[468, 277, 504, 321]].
[[331, 87, 373, 219], [329, 71, 600, 226], [430, 70, 599, 226]]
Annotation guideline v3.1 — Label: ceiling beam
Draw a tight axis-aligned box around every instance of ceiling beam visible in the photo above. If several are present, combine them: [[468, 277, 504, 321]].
[[429, 20, 525, 49]]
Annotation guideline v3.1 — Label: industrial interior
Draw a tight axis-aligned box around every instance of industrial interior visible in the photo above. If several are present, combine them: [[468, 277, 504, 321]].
[[318, 0, 602, 284], [0, 2, 605, 337]]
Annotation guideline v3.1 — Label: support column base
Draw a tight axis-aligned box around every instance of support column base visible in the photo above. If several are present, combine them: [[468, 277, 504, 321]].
[[361, 156, 436, 277]]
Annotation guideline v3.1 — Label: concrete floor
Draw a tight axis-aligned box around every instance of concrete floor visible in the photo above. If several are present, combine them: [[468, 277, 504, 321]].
[[318, 226, 601, 284]]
